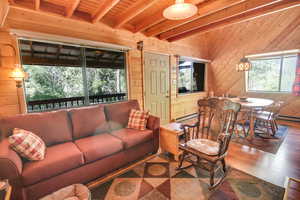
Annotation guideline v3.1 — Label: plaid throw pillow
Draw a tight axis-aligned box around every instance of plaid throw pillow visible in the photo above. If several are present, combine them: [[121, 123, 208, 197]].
[[127, 109, 150, 130], [8, 128, 46, 161]]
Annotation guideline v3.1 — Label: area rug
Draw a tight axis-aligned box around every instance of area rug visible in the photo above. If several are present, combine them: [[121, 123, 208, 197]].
[[232, 125, 288, 154], [90, 154, 284, 200], [179, 117, 288, 154]]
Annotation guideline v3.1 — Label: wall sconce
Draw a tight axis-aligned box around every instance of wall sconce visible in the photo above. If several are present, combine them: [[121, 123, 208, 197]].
[[137, 41, 143, 51], [10, 65, 27, 88], [0, 43, 27, 88]]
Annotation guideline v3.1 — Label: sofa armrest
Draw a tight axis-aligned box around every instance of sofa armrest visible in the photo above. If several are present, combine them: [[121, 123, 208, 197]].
[[0, 139, 23, 180], [146, 115, 160, 153]]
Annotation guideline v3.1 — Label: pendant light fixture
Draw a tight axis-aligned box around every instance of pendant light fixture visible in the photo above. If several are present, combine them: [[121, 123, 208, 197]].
[[236, 57, 252, 72], [163, 0, 198, 20]]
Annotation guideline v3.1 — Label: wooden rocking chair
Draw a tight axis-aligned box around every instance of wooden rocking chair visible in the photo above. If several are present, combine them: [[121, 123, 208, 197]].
[[177, 99, 241, 189], [197, 98, 219, 139]]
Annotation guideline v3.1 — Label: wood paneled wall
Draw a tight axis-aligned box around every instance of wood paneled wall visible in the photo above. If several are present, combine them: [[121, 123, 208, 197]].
[[169, 56, 209, 119], [0, 0, 9, 27], [0, 6, 209, 119], [0, 30, 26, 117], [2, 5, 298, 119], [205, 6, 300, 118]]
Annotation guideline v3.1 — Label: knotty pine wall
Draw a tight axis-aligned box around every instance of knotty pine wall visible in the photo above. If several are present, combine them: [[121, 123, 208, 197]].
[[204, 6, 300, 118], [0, 29, 26, 117], [0, 6, 209, 120]]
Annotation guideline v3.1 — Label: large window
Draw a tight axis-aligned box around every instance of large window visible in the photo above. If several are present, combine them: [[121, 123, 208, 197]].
[[19, 40, 127, 112], [247, 55, 297, 92], [178, 58, 206, 94]]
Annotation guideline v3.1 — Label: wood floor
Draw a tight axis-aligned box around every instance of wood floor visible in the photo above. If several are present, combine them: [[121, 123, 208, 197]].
[[227, 121, 300, 188]]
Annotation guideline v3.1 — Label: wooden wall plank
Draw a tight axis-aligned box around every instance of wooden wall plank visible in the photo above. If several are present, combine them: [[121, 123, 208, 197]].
[[0, 0, 9, 27], [0, 6, 210, 119], [144, 0, 244, 37], [0, 104, 20, 117], [0, 94, 18, 105], [164, 0, 300, 41], [0, 29, 25, 116], [204, 6, 300, 117]]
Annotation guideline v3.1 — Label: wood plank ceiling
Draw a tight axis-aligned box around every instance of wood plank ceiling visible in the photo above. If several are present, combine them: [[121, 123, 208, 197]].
[[7, 0, 300, 42]]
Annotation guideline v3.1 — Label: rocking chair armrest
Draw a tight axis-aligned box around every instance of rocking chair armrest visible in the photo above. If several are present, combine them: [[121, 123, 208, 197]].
[[217, 132, 232, 156], [180, 121, 200, 129]]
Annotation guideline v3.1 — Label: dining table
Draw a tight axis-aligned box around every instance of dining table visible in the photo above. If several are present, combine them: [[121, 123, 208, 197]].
[[229, 97, 274, 139]]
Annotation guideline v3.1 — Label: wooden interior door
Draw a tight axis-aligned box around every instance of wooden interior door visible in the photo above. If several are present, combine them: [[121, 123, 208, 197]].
[[144, 52, 170, 124]]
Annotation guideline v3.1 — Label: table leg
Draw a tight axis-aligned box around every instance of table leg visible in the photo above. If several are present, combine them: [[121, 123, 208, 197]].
[[249, 110, 255, 140], [174, 154, 180, 161]]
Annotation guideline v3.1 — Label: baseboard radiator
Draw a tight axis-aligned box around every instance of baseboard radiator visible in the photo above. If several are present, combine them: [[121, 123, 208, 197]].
[[176, 113, 198, 122], [176, 114, 300, 123], [278, 115, 300, 123]]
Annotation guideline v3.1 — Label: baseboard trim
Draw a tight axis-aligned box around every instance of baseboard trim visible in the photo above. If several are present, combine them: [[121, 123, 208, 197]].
[[278, 115, 300, 122], [175, 113, 300, 123], [86, 153, 156, 189], [176, 113, 198, 122]]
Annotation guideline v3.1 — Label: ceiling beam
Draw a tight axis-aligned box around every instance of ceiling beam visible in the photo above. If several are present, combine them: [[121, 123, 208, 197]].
[[92, 0, 121, 23], [0, 0, 9, 27], [158, 0, 283, 40], [133, 12, 164, 33], [144, 0, 245, 37], [34, 0, 40, 10], [133, 0, 172, 33], [65, 0, 80, 18], [113, 0, 159, 29], [133, 0, 202, 33], [167, 0, 300, 42]]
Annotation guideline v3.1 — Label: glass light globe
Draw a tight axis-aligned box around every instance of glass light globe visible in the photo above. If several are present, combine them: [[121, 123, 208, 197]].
[[163, 0, 198, 20], [236, 57, 252, 72]]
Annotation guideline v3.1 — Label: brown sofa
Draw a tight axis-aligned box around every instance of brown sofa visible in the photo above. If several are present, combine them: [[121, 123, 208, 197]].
[[0, 100, 160, 200]]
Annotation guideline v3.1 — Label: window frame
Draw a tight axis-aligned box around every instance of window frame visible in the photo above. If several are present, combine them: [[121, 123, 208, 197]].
[[18, 38, 128, 112], [245, 54, 297, 93], [177, 56, 208, 96]]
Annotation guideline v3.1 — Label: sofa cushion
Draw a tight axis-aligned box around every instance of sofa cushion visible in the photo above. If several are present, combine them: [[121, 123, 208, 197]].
[[127, 109, 149, 131], [111, 128, 153, 149], [8, 128, 46, 161], [104, 100, 140, 131], [69, 105, 109, 139], [0, 110, 72, 146], [22, 142, 84, 186], [74, 134, 123, 163]]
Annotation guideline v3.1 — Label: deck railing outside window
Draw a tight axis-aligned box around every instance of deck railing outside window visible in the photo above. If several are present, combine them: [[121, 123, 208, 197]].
[[27, 93, 126, 112], [19, 39, 128, 113]]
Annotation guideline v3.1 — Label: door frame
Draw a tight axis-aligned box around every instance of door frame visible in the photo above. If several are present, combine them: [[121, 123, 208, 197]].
[[143, 51, 171, 123]]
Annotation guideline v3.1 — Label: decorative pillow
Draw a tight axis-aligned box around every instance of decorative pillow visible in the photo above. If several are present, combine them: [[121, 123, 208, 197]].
[[8, 128, 46, 161], [127, 109, 149, 130]]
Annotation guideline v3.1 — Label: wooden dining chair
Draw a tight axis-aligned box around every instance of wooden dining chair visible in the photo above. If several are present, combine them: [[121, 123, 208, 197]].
[[177, 99, 241, 189], [234, 109, 250, 138], [254, 101, 284, 137], [197, 98, 219, 139]]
